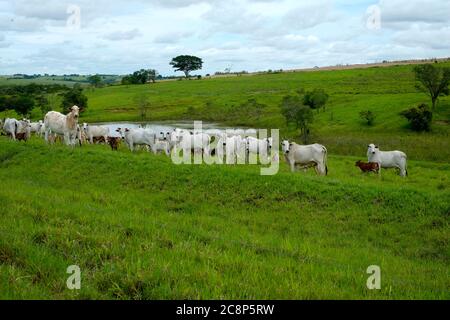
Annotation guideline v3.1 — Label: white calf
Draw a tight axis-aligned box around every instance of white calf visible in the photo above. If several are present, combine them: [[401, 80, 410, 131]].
[[83, 123, 109, 144]]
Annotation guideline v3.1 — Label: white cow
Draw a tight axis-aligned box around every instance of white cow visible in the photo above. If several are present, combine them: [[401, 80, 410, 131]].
[[3, 118, 20, 140], [218, 135, 246, 164], [2, 118, 30, 140], [30, 121, 43, 135], [152, 139, 171, 156], [83, 123, 109, 144], [39, 123, 47, 138], [116, 127, 156, 152], [245, 136, 271, 158], [44, 106, 80, 146], [16, 120, 31, 137], [367, 144, 408, 177], [282, 141, 328, 176], [177, 131, 211, 155]]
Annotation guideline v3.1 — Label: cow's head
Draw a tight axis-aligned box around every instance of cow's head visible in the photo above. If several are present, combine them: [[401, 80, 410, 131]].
[[115, 127, 126, 139], [368, 144, 379, 155], [267, 138, 273, 150], [355, 160, 362, 167], [282, 140, 290, 154], [71, 105, 80, 119]]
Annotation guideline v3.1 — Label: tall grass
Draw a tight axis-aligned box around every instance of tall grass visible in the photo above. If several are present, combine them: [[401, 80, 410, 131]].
[[0, 137, 448, 299]]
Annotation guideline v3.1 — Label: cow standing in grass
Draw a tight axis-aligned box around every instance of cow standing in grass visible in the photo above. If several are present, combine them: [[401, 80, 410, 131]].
[[83, 123, 110, 144], [282, 141, 328, 176], [367, 144, 408, 177], [355, 160, 379, 174], [44, 106, 80, 146], [3, 118, 30, 141], [116, 127, 156, 152]]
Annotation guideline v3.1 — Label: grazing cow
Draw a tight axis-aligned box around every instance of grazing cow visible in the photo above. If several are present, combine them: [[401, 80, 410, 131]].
[[116, 127, 156, 152], [355, 160, 380, 173], [44, 106, 80, 146], [282, 141, 328, 176], [107, 137, 121, 151], [367, 144, 408, 177], [83, 123, 109, 144]]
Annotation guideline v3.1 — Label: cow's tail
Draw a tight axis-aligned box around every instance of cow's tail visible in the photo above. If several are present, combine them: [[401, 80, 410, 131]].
[[322, 145, 328, 176]]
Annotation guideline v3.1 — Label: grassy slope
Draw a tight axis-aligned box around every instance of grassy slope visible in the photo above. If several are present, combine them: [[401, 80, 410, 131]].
[[0, 138, 448, 299]]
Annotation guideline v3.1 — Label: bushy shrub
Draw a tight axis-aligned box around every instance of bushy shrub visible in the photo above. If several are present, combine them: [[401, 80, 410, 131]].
[[400, 104, 433, 132], [360, 110, 376, 126]]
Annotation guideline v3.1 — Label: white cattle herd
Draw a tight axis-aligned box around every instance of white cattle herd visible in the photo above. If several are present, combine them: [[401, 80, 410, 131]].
[[1, 106, 409, 177]]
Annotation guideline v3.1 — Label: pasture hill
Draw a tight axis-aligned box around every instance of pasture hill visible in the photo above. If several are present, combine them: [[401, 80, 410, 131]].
[[0, 61, 449, 299], [84, 61, 448, 162]]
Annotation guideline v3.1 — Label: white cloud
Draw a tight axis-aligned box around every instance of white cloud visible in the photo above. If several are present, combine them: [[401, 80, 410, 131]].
[[103, 28, 142, 41], [0, 0, 448, 75]]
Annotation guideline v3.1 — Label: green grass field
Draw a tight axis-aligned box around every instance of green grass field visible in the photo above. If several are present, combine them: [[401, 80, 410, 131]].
[[0, 138, 448, 299], [0, 62, 449, 299]]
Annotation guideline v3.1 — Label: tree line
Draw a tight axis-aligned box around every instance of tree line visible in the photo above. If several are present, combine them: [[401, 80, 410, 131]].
[[0, 84, 88, 117]]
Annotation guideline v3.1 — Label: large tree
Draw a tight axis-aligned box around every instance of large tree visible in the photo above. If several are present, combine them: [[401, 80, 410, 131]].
[[88, 74, 103, 88], [414, 64, 450, 110], [303, 88, 329, 112], [60, 85, 88, 113], [121, 69, 157, 85], [170, 55, 203, 78], [9, 96, 35, 117]]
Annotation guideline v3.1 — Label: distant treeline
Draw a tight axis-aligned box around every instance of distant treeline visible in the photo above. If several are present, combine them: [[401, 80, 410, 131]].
[[0, 83, 88, 117]]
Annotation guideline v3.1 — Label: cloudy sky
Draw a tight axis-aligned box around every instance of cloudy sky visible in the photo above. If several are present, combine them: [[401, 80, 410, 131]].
[[0, 0, 449, 76]]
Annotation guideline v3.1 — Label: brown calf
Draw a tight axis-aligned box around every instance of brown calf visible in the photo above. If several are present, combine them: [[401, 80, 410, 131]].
[[355, 160, 379, 173], [107, 137, 121, 151], [16, 132, 29, 142], [93, 136, 106, 144]]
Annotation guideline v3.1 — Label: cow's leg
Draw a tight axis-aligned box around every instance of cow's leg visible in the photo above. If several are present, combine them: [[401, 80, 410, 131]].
[[290, 161, 296, 173], [64, 133, 70, 146]]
